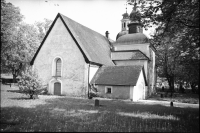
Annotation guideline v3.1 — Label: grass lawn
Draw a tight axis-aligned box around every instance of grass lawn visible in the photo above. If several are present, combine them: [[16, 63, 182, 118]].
[[1, 84, 199, 132]]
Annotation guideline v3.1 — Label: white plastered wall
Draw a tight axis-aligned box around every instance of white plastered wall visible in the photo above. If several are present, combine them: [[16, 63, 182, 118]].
[[89, 64, 99, 82], [131, 70, 146, 101]]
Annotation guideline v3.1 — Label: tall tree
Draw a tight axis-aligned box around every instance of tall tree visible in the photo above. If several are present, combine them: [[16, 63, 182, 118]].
[[1, 0, 24, 73], [128, 0, 199, 92], [2, 22, 40, 82], [1, 0, 41, 82], [1, 1, 52, 83]]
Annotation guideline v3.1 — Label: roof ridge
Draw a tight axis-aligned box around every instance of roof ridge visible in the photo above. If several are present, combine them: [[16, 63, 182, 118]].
[[59, 13, 108, 40]]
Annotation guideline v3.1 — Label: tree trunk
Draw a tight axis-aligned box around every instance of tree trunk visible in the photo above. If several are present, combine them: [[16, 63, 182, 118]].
[[167, 75, 175, 97], [29, 90, 34, 99], [12, 63, 22, 84], [30, 94, 33, 99], [179, 83, 185, 93], [191, 83, 196, 93], [13, 74, 17, 83]]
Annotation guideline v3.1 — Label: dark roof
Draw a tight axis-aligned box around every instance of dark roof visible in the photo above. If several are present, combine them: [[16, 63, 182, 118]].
[[115, 33, 149, 45], [91, 65, 146, 86], [30, 13, 114, 66], [122, 12, 129, 19], [111, 50, 149, 60]]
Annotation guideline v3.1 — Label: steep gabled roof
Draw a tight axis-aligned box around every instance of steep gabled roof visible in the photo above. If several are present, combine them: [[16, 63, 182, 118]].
[[30, 13, 114, 66], [91, 65, 147, 86]]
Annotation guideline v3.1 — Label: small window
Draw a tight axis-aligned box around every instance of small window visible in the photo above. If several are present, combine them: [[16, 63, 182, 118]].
[[124, 22, 126, 28], [105, 86, 112, 94]]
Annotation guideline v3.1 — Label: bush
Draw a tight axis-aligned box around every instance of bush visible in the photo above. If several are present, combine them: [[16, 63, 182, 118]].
[[18, 68, 43, 99]]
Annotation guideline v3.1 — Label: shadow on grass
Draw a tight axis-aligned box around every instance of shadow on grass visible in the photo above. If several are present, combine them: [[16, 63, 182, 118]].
[[1, 96, 199, 132], [7, 90, 23, 93], [1, 121, 19, 126], [10, 97, 30, 100]]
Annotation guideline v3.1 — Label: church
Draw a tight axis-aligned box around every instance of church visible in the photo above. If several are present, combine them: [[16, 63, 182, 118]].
[[30, 3, 156, 101]]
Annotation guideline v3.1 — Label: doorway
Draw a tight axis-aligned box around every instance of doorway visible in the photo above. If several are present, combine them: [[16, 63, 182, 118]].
[[54, 82, 61, 95]]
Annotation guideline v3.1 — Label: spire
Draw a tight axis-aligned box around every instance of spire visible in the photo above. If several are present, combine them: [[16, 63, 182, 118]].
[[122, 3, 129, 19], [126, 3, 128, 13], [116, 2, 130, 40]]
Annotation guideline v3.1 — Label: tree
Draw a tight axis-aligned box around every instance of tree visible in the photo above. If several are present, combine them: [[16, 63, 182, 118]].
[[176, 29, 199, 93], [2, 22, 40, 82], [34, 18, 52, 42], [18, 67, 43, 99], [128, 0, 199, 92], [1, 0, 24, 73], [1, 1, 52, 83]]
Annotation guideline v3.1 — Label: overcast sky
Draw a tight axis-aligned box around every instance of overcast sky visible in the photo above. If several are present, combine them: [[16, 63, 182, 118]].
[[7, 0, 155, 40]]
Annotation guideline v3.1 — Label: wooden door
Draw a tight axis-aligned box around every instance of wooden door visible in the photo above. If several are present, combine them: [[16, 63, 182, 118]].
[[54, 82, 61, 95]]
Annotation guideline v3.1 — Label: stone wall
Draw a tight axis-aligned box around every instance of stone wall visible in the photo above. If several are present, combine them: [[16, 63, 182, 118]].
[[148, 48, 156, 96], [33, 17, 88, 97], [97, 85, 130, 99]]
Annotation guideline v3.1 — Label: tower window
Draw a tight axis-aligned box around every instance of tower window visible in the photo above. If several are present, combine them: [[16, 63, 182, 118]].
[[124, 23, 126, 28]]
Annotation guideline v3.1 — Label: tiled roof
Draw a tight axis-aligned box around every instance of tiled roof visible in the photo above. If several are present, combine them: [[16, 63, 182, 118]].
[[91, 65, 145, 86], [30, 13, 114, 66]]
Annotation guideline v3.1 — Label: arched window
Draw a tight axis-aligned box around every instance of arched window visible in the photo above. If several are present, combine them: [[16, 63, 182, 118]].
[[56, 58, 61, 76], [124, 22, 126, 28]]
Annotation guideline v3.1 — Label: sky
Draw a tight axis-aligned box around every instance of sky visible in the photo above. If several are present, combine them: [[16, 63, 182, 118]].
[[6, 0, 155, 40]]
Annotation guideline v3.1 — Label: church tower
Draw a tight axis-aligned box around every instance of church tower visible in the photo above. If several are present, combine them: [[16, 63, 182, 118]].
[[121, 8, 130, 31], [112, 0, 157, 98], [116, 5, 130, 40]]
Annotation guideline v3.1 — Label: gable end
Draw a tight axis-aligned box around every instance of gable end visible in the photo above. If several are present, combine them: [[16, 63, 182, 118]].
[[30, 13, 90, 65]]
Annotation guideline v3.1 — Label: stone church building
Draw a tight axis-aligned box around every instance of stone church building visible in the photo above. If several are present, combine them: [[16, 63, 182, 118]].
[[30, 4, 156, 101]]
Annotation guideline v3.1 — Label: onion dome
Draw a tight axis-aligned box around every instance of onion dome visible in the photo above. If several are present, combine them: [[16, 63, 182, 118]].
[[115, 33, 149, 44], [122, 4, 129, 19], [122, 12, 129, 19]]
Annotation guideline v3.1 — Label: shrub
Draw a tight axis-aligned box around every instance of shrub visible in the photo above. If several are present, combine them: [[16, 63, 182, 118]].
[[18, 68, 43, 99]]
